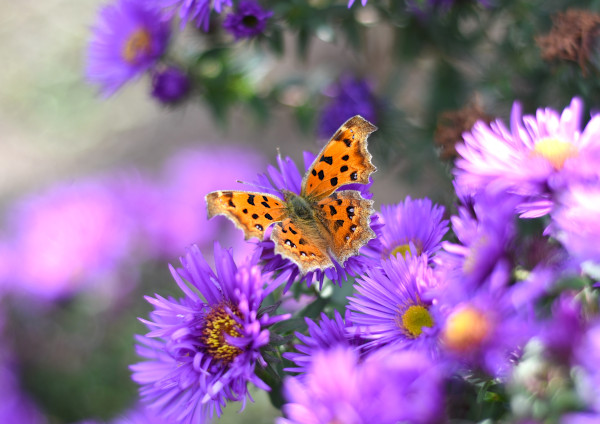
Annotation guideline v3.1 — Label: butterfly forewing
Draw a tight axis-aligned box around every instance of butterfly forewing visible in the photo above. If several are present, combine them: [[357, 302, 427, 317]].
[[206, 191, 286, 240], [302, 115, 377, 201], [315, 190, 376, 264], [271, 218, 333, 273]]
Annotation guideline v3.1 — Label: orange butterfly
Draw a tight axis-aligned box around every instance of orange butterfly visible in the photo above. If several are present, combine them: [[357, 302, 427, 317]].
[[205, 115, 377, 274]]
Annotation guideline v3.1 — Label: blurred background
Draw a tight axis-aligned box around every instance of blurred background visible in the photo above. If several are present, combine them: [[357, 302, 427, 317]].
[[1, 0, 599, 422]]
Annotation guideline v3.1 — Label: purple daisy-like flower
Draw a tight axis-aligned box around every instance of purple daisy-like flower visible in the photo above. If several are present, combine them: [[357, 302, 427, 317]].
[[151, 66, 191, 104], [366, 197, 448, 262], [5, 178, 137, 300], [153, 0, 232, 31], [278, 345, 444, 424], [435, 191, 517, 291], [437, 276, 534, 378], [348, 255, 442, 355], [551, 184, 600, 265], [222, 1, 273, 40], [455, 97, 600, 218], [131, 243, 289, 423], [284, 310, 362, 375], [318, 77, 378, 139], [253, 152, 381, 289], [87, 0, 171, 96]]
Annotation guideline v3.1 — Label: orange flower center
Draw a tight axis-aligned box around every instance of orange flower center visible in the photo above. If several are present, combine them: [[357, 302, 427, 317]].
[[122, 28, 152, 64], [442, 305, 491, 352], [200, 302, 243, 365], [532, 137, 577, 170]]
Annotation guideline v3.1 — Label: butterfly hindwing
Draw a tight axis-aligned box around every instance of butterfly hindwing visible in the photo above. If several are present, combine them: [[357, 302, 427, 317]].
[[302, 115, 377, 201], [271, 218, 333, 274], [315, 190, 376, 264], [206, 191, 286, 240]]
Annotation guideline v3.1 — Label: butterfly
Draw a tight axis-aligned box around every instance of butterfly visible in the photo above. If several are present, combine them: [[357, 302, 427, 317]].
[[205, 115, 377, 274]]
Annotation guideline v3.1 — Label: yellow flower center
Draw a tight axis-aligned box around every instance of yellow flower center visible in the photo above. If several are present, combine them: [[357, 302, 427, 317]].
[[122, 28, 152, 64], [200, 302, 243, 365], [532, 137, 577, 170], [390, 244, 412, 259], [443, 306, 491, 352], [400, 304, 434, 338]]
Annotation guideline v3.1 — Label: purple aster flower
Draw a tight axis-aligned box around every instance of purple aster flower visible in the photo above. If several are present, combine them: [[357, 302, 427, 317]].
[[87, 0, 171, 96], [5, 178, 137, 300], [131, 243, 290, 423], [318, 77, 378, 139], [112, 403, 173, 424], [278, 345, 444, 424], [153, 0, 232, 31], [551, 184, 600, 265], [254, 152, 381, 289], [151, 66, 191, 104], [437, 277, 534, 378], [348, 255, 442, 355], [435, 191, 517, 291], [366, 196, 448, 262], [142, 147, 265, 260], [283, 310, 362, 375], [455, 97, 600, 218], [222, 1, 273, 40]]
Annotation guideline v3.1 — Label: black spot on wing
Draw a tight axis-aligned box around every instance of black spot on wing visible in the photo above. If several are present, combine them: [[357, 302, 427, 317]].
[[330, 177, 338, 187], [228, 199, 235, 208], [247, 195, 255, 205], [350, 172, 358, 181], [252, 213, 259, 219], [320, 155, 333, 165], [337, 199, 343, 205], [350, 225, 357, 232], [333, 130, 344, 141], [299, 238, 306, 245], [334, 219, 344, 230], [317, 170, 325, 181], [342, 155, 349, 161], [343, 138, 351, 147], [329, 205, 337, 216], [285, 239, 296, 248], [261, 201, 270, 208], [311, 169, 317, 176], [243, 208, 248, 214], [346, 206, 355, 220], [263, 196, 269, 201], [255, 224, 263, 231], [265, 213, 273, 220], [289, 226, 298, 235], [340, 165, 348, 173]]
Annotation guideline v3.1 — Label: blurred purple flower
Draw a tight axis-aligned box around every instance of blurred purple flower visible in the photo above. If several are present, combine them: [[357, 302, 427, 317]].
[[131, 244, 289, 423], [435, 192, 517, 292], [254, 152, 381, 289], [366, 197, 448, 262], [551, 184, 600, 265], [284, 310, 362, 375], [141, 147, 265, 260], [348, 255, 441, 355], [318, 77, 378, 139], [87, 0, 170, 96], [5, 178, 137, 300], [455, 98, 600, 218], [573, 319, 600, 414], [153, 0, 232, 31], [223, 1, 273, 39], [111, 403, 173, 424], [278, 346, 444, 424], [151, 66, 191, 104], [437, 279, 534, 378]]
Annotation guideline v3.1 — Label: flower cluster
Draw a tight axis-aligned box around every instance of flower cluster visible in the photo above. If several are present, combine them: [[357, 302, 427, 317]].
[[128, 98, 600, 423]]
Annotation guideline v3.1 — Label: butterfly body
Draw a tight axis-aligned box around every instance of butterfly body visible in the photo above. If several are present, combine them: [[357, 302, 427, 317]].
[[206, 116, 378, 274]]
